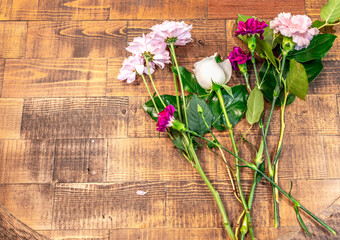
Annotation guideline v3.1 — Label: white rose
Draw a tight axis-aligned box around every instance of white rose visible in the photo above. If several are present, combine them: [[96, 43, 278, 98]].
[[193, 54, 232, 90]]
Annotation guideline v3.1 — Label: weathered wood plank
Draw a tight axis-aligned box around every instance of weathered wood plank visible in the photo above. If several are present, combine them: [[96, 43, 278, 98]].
[[309, 61, 340, 94], [54, 139, 107, 183], [323, 136, 340, 179], [0, 98, 23, 139], [107, 138, 216, 182], [109, 0, 207, 20], [279, 179, 340, 227], [3, 58, 107, 98], [0, 140, 54, 184], [0, 22, 27, 58], [0, 183, 54, 230], [109, 228, 224, 240], [0, 203, 49, 240], [0, 0, 12, 20], [21, 97, 128, 139], [52, 182, 166, 229], [26, 21, 127, 58], [38, 229, 109, 240], [0, 59, 4, 98], [208, 0, 305, 19], [305, 0, 327, 19], [11, 0, 110, 20]]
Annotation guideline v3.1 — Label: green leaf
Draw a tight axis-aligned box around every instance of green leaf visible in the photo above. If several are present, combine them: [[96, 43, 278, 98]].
[[312, 20, 326, 28], [222, 85, 233, 96], [246, 87, 264, 125], [171, 66, 206, 96], [215, 54, 224, 63], [286, 59, 309, 100], [256, 37, 278, 68], [187, 94, 214, 135], [255, 161, 265, 184], [263, 27, 277, 49], [143, 95, 180, 121], [170, 129, 187, 151], [209, 85, 248, 130], [287, 34, 337, 62], [237, 14, 256, 23], [321, 0, 340, 23], [294, 206, 312, 238], [260, 61, 296, 106], [302, 59, 324, 83]]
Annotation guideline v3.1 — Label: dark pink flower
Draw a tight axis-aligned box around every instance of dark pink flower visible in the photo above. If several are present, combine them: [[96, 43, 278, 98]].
[[235, 18, 268, 39], [156, 105, 175, 132], [228, 47, 251, 71]]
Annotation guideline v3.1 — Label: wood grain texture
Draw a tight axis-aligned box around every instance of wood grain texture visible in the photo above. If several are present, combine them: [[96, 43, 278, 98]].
[[305, 0, 327, 19], [52, 182, 166, 229], [38, 229, 109, 240], [54, 139, 107, 183], [0, 203, 49, 240], [108, 228, 224, 240], [208, 0, 305, 19], [308, 61, 340, 94], [107, 138, 216, 182], [21, 97, 128, 139], [110, 0, 207, 20], [323, 136, 340, 179], [26, 21, 127, 58], [0, 0, 12, 20], [3, 58, 107, 98], [0, 140, 54, 184], [0, 98, 23, 139], [0, 184, 54, 230], [11, 0, 110, 20], [0, 21, 27, 58], [0, 59, 4, 98]]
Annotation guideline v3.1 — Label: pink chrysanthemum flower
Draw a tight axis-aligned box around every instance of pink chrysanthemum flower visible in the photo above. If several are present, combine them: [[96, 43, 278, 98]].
[[117, 55, 154, 83], [156, 105, 175, 132], [235, 18, 268, 39], [270, 13, 319, 50], [126, 34, 171, 69], [228, 47, 251, 71], [151, 21, 192, 46]]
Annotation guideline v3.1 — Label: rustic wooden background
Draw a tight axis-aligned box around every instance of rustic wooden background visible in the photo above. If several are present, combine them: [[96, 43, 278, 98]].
[[0, 0, 339, 239]]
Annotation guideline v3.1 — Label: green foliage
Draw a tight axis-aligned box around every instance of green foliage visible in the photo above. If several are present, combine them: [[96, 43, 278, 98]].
[[171, 66, 206, 96], [286, 59, 309, 100], [320, 0, 340, 23], [302, 59, 324, 83], [287, 34, 337, 62], [143, 95, 181, 121], [255, 37, 278, 68], [209, 85, 248, 130], [187, 94, 214, 135], [294, 205, 312, 237], [312, 20, 326, 28], [246, 87, 264, 125]]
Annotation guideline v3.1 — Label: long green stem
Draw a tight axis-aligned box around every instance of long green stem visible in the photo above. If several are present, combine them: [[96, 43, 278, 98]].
[[170, 55, 182, 122], [141, 74, 159, 113], [169, 43, 188, 127], [251, 52, 260, 88], [183, 134, 235, 240], [242, 71, 251, 92], [145, 58, 166, 108], [215, 88, 255, 240]]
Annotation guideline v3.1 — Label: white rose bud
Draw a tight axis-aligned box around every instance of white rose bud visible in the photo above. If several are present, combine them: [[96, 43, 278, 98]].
[[193, 54, 232, 90]]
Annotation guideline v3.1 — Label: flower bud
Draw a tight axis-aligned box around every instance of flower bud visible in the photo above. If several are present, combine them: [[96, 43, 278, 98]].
[[193, 54, 232, 90]]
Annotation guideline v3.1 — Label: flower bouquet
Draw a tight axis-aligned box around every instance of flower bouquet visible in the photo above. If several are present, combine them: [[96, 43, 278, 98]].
[[118, 1, 339, 239]]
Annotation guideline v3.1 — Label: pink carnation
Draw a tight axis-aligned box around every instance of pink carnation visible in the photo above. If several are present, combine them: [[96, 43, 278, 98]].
[[117, 55, 154, 83], [126, 34, 171, 69], [151, 21, 192, 46], [156, 105, 175, 132], [270, 13, 319, 50]]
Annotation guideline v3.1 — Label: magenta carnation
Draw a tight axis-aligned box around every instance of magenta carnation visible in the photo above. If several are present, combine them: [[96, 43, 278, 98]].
[[270, 13, 319, 50], [235, 18, 268, 39], [126, 34, 171, 69], [117, 55, 153, 83], [151, 21, 192, 46], [156, 105, 175, 132], [228, 47, 251, 71]]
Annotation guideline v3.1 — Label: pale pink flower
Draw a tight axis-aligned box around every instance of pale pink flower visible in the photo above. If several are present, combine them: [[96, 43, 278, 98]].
[[117, 55, 154, 83], [126, 34, 171, 69], [151, 21, 192, 46], [270, 13, 319, 50]]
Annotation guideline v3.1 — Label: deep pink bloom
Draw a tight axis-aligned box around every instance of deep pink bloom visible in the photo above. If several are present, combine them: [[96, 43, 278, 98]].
[[151, 21, 192, 46], [228, 47, 251, 71], [156, 105, 175, 132], [270, 13, 319, 50], [235, 18, 268, 39], [117, 55, 154, 83], [126, 33, 171, 69]]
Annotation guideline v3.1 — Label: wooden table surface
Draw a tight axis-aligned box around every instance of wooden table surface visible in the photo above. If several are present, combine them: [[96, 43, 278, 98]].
[[0, 0, 339, 239]]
